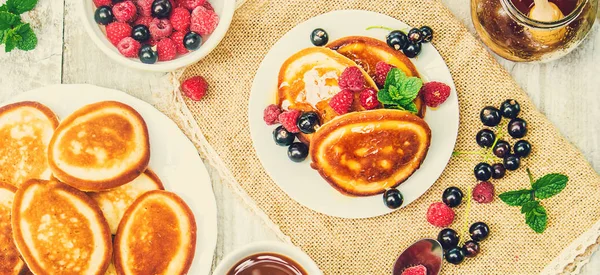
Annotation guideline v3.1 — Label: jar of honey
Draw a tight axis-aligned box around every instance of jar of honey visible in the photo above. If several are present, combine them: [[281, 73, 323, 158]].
[[472, 0, 597, 62]]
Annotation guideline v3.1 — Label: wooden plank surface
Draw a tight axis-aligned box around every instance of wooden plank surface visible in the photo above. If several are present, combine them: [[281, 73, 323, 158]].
[[0, 0, 598, 272]]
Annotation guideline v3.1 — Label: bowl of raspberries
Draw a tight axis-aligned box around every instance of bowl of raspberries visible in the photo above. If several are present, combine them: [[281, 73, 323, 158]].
[[80, 0, 235, 71]]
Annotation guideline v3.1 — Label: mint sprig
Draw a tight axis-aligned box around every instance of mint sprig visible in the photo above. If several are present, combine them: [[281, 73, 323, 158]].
[[499, 169, 568, 233], [377, 68, 422, 113], [0, 0, 38, 53]]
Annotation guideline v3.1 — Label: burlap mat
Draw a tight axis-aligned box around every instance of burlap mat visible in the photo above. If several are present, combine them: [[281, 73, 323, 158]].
[[171, 0, 600, 274]]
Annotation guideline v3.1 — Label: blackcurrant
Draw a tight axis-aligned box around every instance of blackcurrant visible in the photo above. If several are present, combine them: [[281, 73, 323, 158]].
[[151, 0, 172, 18], [383, 189, 404, 209], [500, 99, 521, 119], [420, 26, 434, 43], [508, 118, 528, 138], [476, 129, 496, 148], [131, 25, 150, 42], [402, 42, 421, 58], [491, 163, 506, 179], [480, 106, 501, 126], [462, 240, 480, 258], [297, 111, 320, 134], [138, 45, 157, 64], [407, 28, 423, 43], [445, 247, 465, 265], [513, 140, 532, 158], [474, 162, 493, 181], [184, 31, 202, 50], [94, 6, 114, 25], [287, 142, 309, 162], [386, 30, 408, 51], [273, 126, 295, 146], [437, 228, 459, 250], [492, 140, 510, 158], [442, 187, 463, 208], [503, 154, 521, 171], [310, 28, 329, 46], [469, 222, 490, 242]]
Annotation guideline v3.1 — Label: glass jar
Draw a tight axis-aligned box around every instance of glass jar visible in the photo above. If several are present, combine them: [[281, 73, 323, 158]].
[[471, 0, 597, 62]]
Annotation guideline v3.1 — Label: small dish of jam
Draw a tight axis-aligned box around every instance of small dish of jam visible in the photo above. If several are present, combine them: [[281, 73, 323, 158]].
[[213, 242, 322, 275]]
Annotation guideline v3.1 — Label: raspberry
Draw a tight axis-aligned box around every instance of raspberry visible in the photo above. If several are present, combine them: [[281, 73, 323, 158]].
[[263, 104, 281, 125], [426, 202, 455, 227], [202, 1, 213, 10], [190, 6, 219, 36], [401, 265, 427, 275], [181, 76, 208, 101], [180, 0, 206, 10], [375, 61, 394, 87], [117, 37, 141, 57], [359, 88, 379, 110], [421, 81, 451, 108], [170, 31, 188, 54], [149, 18, 173, 40], [112, 1, 137, 23], [169, 8, 191, 31], [339, 66, 365, 92], [133, 16, 153, 27], [106, 22, 132, 46], [473, 181, 495, 203], [134, 0, 153, 16], [156, 38, 177, 61], [93, 0, 112, 7], [328, 90, 354, 115], [278, 110, 301, 133]]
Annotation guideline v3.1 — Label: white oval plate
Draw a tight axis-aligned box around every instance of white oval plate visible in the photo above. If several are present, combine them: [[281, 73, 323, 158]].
[[249, 10, 459, 218], [5, 84, 217, 274]]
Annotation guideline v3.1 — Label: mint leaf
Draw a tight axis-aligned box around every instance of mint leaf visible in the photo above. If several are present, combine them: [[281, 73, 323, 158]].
[[0, 11, 20, 30], [400, 77, 422, 99], [13, 23, 35, 50], [7, 0, 37, 14], [0, 30, 5, 45], [520, 200, 539, 214], [499, 189, 532, 206], [388, 85, 403, 100], [532, 173, 567, 199], [0, 5, 7, 12], [525, 203, 547, 233], [377, 89, 395, 105], [4, 28, 19, 52], [404, 102, 418, 113]]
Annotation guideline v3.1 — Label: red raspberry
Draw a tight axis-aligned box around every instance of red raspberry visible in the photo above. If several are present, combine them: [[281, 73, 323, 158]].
[[473, 181, 495, 204], [156, 38, 177, 61], [169, 8, 191, 31], [263, 104, 281, 125], [93, 0, 112, 7], [426, 202, 455, 227], [375, 61, 394, 88], [106, 22, 132, 46], [134, 0, 153, 16], [170, 31, 188, 54], [359, 88, 379, 110], [149, 18, 173, 40], [180, 0, 206, 10], [328, 90, 354, 115], [112, 1, 137, 23], [278, 110, 301, 133], [116, 37, 141, 57], [401, 265, 427, 275], [421, 81, 451, 108], [133, 16, 153, 27], [202, 1, 213, 10], [338, 66, 365, 92], [181, 76, 208, 101], [190, 6, 219, 36]]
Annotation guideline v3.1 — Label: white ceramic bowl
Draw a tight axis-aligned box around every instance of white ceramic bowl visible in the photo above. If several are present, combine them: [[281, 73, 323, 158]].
[[78, 0, 236, 72], [213, 242, 322, 275]]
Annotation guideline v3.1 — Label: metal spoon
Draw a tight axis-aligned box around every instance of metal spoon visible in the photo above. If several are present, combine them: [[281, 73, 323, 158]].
[[392, 239, 443, 275]]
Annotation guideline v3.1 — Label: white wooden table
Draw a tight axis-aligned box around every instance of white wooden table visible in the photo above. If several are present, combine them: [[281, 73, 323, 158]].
[[1, 0, 598, 273]]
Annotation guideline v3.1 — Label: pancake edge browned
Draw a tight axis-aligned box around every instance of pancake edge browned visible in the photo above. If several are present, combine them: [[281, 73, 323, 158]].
[[310, 110, 431, 196], [0, 181, 25, 275], [114, 190, 196, 275], [48, 101, 150, 191], [0, 101, 60, 128], [11, 179, 112, 275]]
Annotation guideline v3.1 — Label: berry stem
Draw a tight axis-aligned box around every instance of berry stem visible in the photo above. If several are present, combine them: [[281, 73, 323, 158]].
[[452, 150, 483, 156], [366, 25, 395, 31], [460, 187, 473, 246], [526, 168, 535, 185]]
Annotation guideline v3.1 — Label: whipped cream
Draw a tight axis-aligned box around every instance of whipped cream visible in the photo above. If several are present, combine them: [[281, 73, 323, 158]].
[[298, 68, 340, 108]]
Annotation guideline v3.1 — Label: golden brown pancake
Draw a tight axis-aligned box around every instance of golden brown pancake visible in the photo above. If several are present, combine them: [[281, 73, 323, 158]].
[[11, 179, 112, 275], [327, 36, 425, 117], [0, 101, 59, 187], [114, 190, 196, 275], [88, 169, 164, 234], [310, 109, 431, 196], [48, 101, 150, 191], [0, 182, 25, 274]]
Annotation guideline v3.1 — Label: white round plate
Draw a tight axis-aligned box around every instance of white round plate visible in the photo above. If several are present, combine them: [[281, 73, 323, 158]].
[[5, 84, 218, 274], [249, 10, 459, 218]]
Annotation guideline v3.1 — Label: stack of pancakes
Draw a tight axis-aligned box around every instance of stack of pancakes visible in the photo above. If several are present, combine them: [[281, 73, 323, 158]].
[[0, 101, 196, 274], [278, 36, 432, 196]]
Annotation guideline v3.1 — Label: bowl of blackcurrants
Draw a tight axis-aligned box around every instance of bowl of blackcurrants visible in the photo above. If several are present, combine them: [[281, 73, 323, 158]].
[[78, 0, 236, 71]]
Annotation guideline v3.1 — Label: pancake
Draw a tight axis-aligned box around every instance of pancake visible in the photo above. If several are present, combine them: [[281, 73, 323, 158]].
[[0, 182, 25, 274], [48, 101, 150, 191], [11, 179, 112, 275], [0, 101, 59, 187], [89, 169, 164, 234], [310, 109, 431, 196], [327, 36, 425, 117], [114, 190, 196, 275]]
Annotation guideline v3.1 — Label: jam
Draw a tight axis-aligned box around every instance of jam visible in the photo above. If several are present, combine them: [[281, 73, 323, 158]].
[[227, 253, 307, 275], [511, 0, 578, 15]]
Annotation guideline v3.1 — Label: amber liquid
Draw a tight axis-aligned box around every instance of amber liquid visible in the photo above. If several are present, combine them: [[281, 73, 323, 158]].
[[510, 0, 579, 15], [227, 253, 307, 275]]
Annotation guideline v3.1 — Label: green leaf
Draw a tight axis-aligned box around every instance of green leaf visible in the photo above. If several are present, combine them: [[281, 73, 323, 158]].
[[0, 5, 7, 12], [4, 28, 19, 52], [388, 85, 403, 100], [7, 0, 37, 14], [400, 77, 423, 100], [525, 203, 547, 233], [532, 173, 568, 199], [404, 102, 418, 113], [377, 89, 395, 105], [0, 11, 20, 30], [520, 200, 539, 214], [499, 189, 532, 206], [13, 23, 36, 50], [0, 30, 5, 45]]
